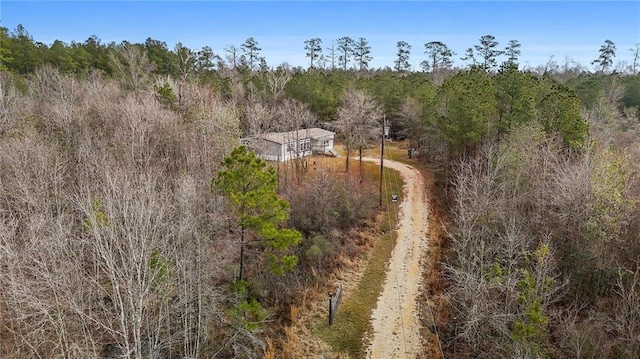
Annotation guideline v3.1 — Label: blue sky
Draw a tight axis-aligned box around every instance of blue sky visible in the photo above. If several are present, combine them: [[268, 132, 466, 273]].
[[2, 1, 639, 70]]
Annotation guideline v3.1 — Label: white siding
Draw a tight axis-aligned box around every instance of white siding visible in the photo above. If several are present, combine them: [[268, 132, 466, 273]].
[[243, 128, 336, 162]]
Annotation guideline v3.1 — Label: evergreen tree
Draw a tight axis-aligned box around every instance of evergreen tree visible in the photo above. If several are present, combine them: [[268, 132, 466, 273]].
[[436, 67, 497, 156], [494, 63, 538, 140], [83, 35, 112, 74], [337, 36, 355, 70], [304, 37, 322, 69], [353, 37, 372, 71], [504, 39, 522, 66], [461, 47, 477, 67], [241, 37, 262, 70], [213, 146, 301, 280], [144, 37, 177, 75], [6, 24, 44, 74], [475, 34, 503, 71], [592, 39, 616, 73], [538, 80, 588, 149], [46, 40, 75, 73], [0, 27, 13, 71], [195, 46, 217, 73], [423, 41, 454, 72], [394, 41, 412, 72]]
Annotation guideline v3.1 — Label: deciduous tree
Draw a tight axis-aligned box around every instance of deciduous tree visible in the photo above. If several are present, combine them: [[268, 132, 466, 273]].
[[325, 40, 337, 70], [109, 42, 156, 93], [224, 44, 240, 69], [630, 43, 640, 74], [334, 88, 382, 172]]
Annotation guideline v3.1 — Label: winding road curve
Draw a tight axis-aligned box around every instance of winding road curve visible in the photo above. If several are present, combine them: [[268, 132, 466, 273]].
[[361, 157, 430, 359]]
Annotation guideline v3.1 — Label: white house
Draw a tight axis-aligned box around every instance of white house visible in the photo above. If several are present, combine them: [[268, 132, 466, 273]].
[[242, 128, 337, 162]]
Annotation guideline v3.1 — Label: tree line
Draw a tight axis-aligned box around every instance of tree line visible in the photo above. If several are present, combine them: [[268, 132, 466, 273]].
[[2, 24, 639, 77]]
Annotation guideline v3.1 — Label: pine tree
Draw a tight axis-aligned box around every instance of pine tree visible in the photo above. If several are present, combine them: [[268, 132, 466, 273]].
[[353, 37, 372, 71], [213, 146, 301, 280], [241, 37, 262, 70], [337, 36, 355, 70], [592, 39, 616, 73], [304, 37, 322, 69], [394, 41, 411, 72]]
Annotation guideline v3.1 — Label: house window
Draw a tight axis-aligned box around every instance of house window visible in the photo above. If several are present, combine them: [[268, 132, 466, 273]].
[[287, 143, 294, 152], [299, 139, 310, 151]]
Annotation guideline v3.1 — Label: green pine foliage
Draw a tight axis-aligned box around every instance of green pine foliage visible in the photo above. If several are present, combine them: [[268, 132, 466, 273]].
[[538, 80, 588, 149], [213, 146, 302, 277], [436, 67, 497, 156]]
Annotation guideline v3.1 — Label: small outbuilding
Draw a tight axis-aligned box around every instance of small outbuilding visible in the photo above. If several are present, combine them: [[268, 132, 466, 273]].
[[242, 128, 337, 162]]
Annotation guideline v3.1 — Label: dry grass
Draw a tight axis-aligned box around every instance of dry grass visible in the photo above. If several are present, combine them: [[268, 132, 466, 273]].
[[263, 337, 277, 359], [313, 211, 397, 358], [265, 148, 392, 358]]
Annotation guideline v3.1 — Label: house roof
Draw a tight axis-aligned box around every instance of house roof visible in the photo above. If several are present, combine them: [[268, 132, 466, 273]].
[[252, 128, 335, 145]]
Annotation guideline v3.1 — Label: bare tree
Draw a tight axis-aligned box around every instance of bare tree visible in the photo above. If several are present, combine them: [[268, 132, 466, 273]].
[[276, 98, 317, 180], [333, 88, 382, 172], [325, 40, 337, 70], [397, 97, 425, 149], [174, 42, 195, 106], [611, 265, 640, 357], [630, 43, 640, 74], [0, 72, 33, 136], [225, 44, 240, 69], [109, 42, 156, 93], [0, 71, 240, 359], [265, 67, 292, 103]]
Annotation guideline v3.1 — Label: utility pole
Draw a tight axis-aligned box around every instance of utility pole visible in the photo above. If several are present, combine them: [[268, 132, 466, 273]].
[[379, 114, 385, 207]]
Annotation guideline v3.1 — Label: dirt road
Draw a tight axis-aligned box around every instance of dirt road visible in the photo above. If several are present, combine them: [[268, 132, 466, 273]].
[[361, 157, 429, 359]]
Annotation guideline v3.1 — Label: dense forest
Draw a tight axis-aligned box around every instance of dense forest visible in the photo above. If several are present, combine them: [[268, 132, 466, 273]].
[[1, 25, 640, 358]]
